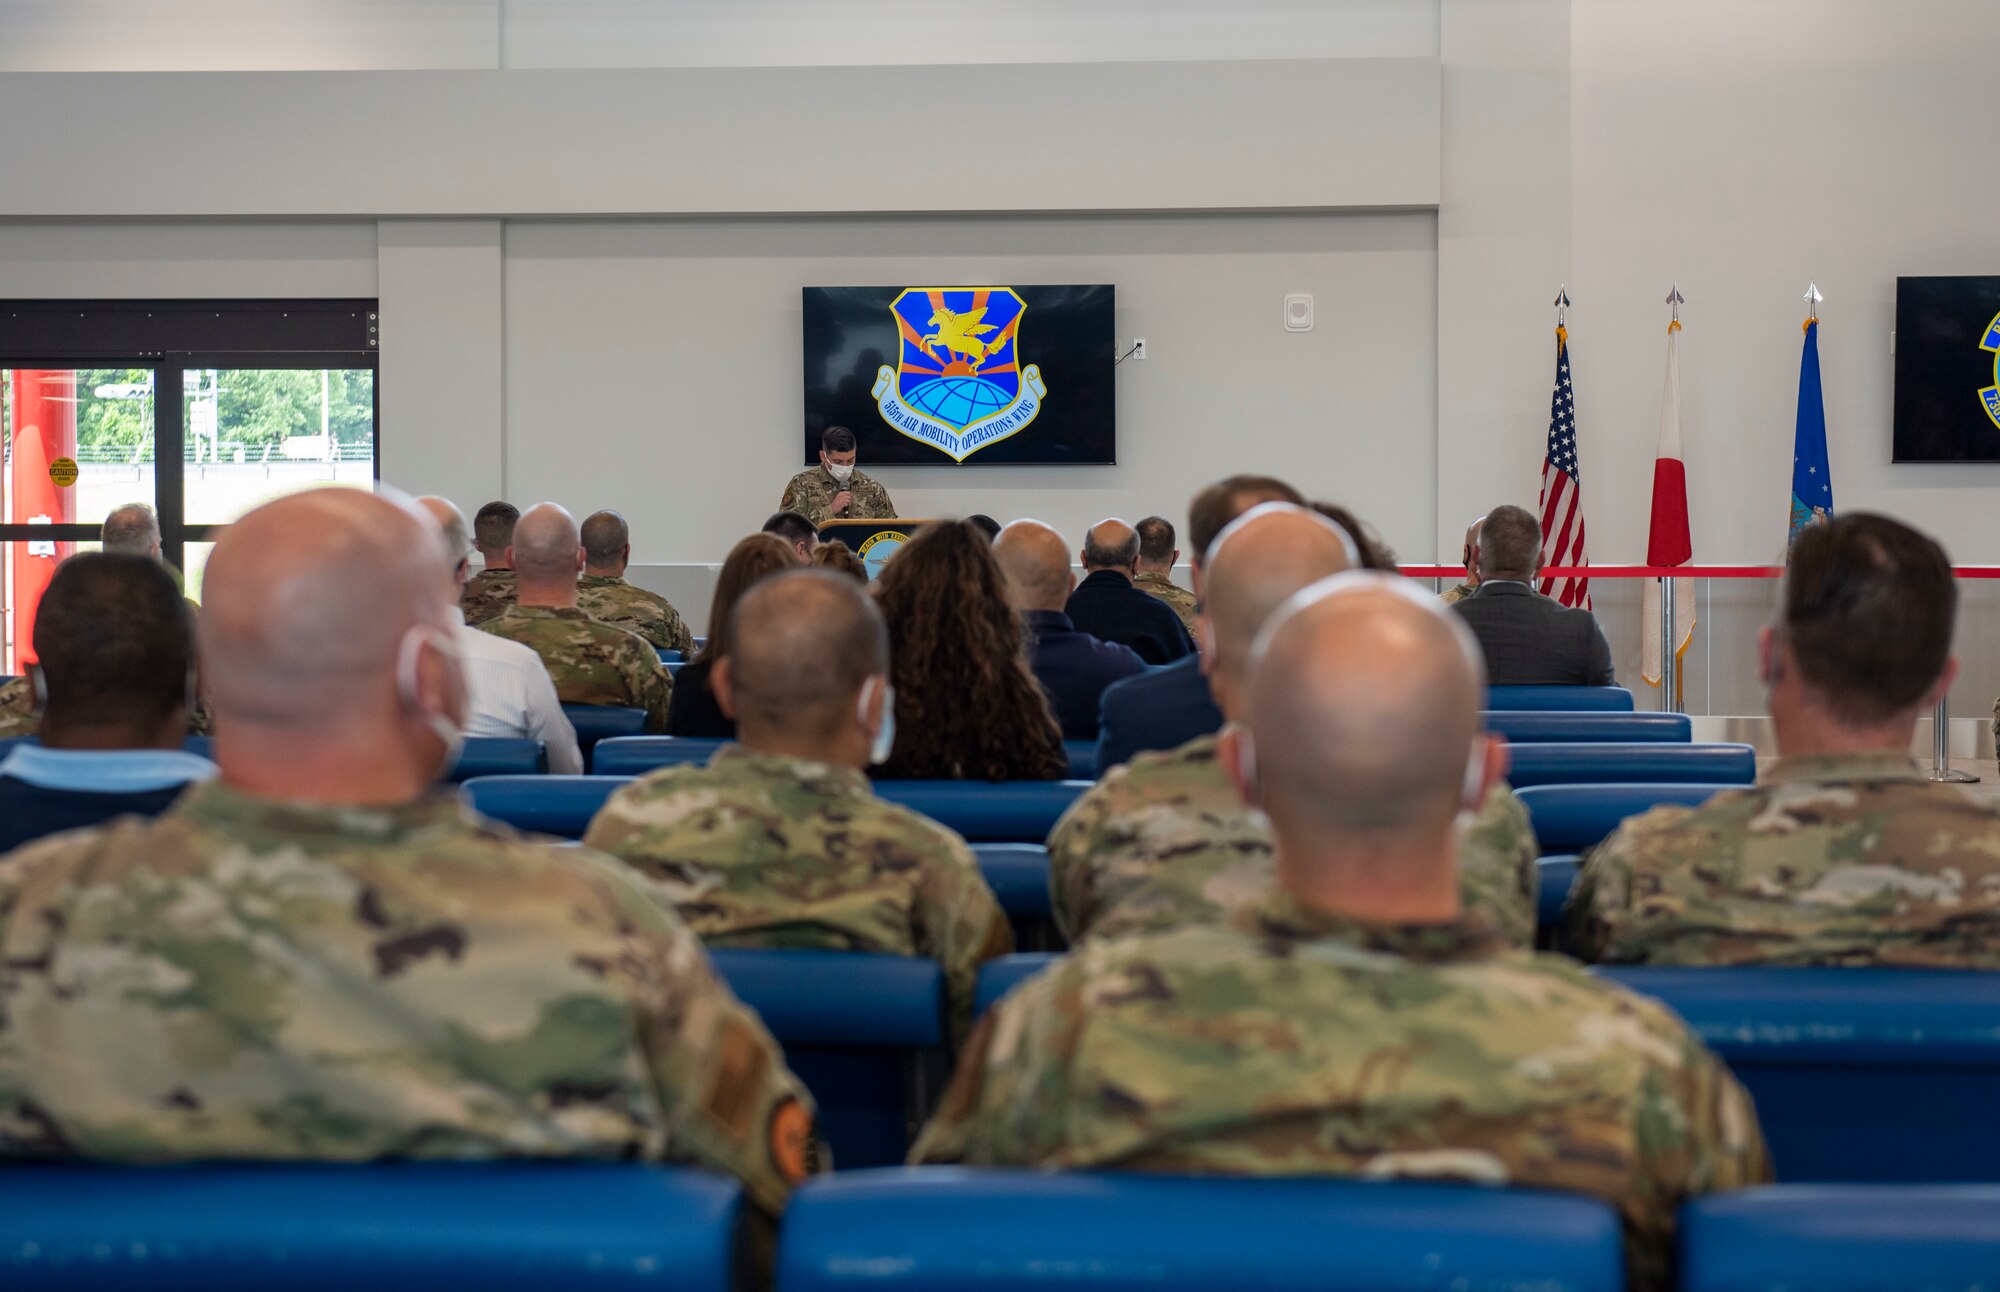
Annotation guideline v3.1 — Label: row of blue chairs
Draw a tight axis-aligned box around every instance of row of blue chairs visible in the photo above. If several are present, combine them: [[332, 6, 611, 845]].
[[2, 1163, 1992, 1290], [0, 734, 549, 782]]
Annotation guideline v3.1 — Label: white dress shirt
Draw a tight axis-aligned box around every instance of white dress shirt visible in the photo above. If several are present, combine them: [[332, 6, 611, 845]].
[[451, 609, 583, 774]]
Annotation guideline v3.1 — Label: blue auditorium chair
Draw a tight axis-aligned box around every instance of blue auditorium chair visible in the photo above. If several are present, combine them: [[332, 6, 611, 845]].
[[970, 843, 1057, 950], [447, 738, 546, 781], [709, 949, 944, 1170], [1681, 1185, 2000, 1292], [592, 736, 728, 776], [462, 775, 624, 838], [977, 952, 1058, 1015], [1484, 710, 1691, 743], [1603, 968, 2000, 1182], [778, 1169, 1625, 1292], [874, 780, 1090, 842], [1515, 782, 1722, 853], [558, 704, 648, 762], [1486, 685, 1635, 712], [1505, 742, 1755, 789], [0, 1163, 741, 1291], [1063, 741, 1097, 780], [656, 648, 683, 664], [1536, 854, 1581, 940]]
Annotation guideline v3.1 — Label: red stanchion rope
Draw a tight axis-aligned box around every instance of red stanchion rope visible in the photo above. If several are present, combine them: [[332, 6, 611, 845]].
[[1402, 564, 2000, 580]]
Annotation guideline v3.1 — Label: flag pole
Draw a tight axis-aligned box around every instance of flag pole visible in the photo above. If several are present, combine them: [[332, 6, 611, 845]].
[[1659, 285, 1684, 713]]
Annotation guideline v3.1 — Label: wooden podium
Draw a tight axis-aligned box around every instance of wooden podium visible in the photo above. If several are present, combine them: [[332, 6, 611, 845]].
[[818, 518, 933, 579]]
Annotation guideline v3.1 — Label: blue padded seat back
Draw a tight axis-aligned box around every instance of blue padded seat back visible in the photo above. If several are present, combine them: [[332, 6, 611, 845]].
[[969, 844, 1051, 919], [1063, 741, 1097, 780], [1506, 742, 1755, 788], [976, 952, 1059, 1016], [1486, 685, 1634, 711], [592, 736, 729, 776], [461, 775, 626, 839], [0, 1163, 740, 1292], [447, 738, 546, 781], [873, 780, 1091, 842], [1603, 968, 2000, 1182], [778, 1168, 1625, 1292], [559, 704, 648, 759], [1515, 782, 1721, 853], [709, 950, 943, 1171], [1536, 854, 1581, 935], [656, 648, 683, 664], [1485, 711, 1691, 743], [1681, 1185, 2000, 1292]]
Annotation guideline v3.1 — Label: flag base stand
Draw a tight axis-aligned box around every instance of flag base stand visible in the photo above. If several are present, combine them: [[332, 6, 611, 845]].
[[1928, 696, 1980, 784]]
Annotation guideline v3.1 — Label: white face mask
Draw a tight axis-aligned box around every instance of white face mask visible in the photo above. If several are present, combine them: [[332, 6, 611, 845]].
[[859, 677, 897, 767], [397, 623, 467, 776], [824, 458, 855, 484]]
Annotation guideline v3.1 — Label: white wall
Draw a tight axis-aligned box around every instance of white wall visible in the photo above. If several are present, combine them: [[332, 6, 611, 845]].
[[502, 213, 1437, 565], [3, 0, 1998, 711]]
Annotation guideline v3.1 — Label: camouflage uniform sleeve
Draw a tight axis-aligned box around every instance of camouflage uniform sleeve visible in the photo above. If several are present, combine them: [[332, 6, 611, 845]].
[[910, 832, 1015, 1047], [1560, 805, 1695, 962], [661, 603, 695, 657], [908, 962, 1088, 1166], [865, 479, 896, 519], [618, 639, 675, 734], [1045, 786, 1113, 944], [1456, 785, 1539, 948], [569, 848, 825, 1213], [0, 679, 38, 739], [780, 475, 827, 525]]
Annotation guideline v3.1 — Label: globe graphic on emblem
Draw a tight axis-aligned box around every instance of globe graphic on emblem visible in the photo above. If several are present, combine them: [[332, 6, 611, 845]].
[[908, 376, 1012, 428]]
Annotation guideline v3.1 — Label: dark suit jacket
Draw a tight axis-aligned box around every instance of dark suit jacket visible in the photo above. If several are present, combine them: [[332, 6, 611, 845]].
[[1094, 655, 1224, 772], [1022, 610, 1147, 741], [1065, 570, 1196, 666], [1451, 581, 1616, 686]]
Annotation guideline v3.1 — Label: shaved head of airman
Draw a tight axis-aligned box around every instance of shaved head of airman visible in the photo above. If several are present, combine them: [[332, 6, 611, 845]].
[[509, 502, 584, 584], [992, 520, 1074, 612], [201, 489, 457, 729], [727, 569, 888, 740], [1247, 575, 1487, 845], [1202, 504, 1357, 706]]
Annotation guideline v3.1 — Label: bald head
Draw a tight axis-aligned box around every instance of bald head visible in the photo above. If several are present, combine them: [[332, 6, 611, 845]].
[[581, 510, 631, 573], [416, 496, 472, 589], [993, 520, 1074, 612], [1081, 519, 1140, 574], [202, 489, 456, 729], [727, 569, 888, 740], [1248, 576, 1487, 848], [1203, 505, 1356, 704], [509, 502, 584, 599]]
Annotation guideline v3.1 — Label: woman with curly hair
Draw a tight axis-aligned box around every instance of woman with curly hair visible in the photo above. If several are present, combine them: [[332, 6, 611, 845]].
[[871, 519, 1068, 781]]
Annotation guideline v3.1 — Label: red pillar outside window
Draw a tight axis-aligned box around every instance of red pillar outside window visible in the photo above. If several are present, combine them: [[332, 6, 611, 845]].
[[8, 370, 78, 671]]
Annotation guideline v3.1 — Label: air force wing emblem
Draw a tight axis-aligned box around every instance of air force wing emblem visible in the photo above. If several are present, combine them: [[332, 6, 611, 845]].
[[871, 287, 1049, 462]]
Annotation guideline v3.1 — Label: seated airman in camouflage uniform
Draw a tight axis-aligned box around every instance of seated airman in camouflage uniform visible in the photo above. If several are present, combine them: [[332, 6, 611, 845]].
[[917, 574, 1769, 1292], [0, 489, 818, 1219], [576, 509, 694, 655], [1439, 515, 1484, 605], [1132, 516, 1199, 639], [584, 569, 1011, 1039], [479, 502, 673, 733], [1567, 513, 2000, 966], [1048, 504, 1537, 946], [0, 677, 32, 738], [781, 425, 896, 525], [459, 500, 520, 626]]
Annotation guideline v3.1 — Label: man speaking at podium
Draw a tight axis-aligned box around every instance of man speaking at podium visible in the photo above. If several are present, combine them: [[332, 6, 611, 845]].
[[782, 426, 898, 524]]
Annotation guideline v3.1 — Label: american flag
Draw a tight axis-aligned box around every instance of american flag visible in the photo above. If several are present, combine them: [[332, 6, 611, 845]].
[[1537, 325, 1590, 608]]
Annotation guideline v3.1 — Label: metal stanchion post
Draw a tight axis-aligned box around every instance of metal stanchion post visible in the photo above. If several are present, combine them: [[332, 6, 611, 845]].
[[1659, 577, 1679, 715], [1930, 694, 1979, 783]]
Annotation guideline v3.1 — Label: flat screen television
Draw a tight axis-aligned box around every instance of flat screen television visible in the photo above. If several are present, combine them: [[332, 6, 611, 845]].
[[1893, 275, 2000, 462], [802, 284, 1115, 466]]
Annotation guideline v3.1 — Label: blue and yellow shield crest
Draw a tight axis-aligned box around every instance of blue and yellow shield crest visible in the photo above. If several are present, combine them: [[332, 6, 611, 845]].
[[871, 287, 1049, 462]]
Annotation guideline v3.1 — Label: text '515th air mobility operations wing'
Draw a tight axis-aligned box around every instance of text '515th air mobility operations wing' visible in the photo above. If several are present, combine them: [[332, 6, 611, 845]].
[[872, 287, 1049, 462]]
